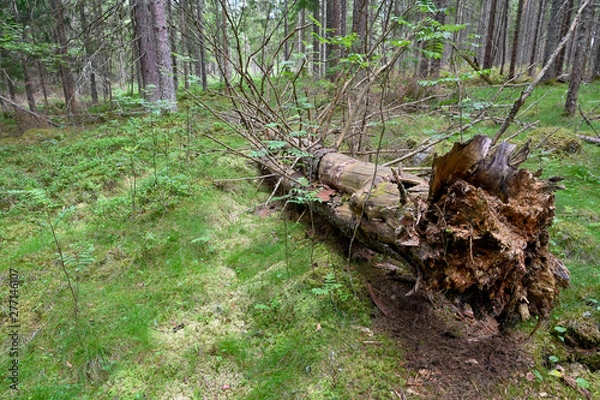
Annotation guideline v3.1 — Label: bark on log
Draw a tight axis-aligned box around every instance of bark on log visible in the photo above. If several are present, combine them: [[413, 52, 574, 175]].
[[300, 135, 569, 327]]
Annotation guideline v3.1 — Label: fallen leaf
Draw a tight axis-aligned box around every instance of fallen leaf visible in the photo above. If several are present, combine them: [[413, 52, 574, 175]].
[[66, 361, 73, 368], [525, 372, 535, 382], [316, 323, 322, 332]]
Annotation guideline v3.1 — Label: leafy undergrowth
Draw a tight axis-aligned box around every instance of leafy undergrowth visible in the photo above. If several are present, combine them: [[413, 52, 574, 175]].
[[1, 83, 599, 399]]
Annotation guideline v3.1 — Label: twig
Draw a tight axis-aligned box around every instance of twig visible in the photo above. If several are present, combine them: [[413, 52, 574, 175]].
[[578, 105, 600, 137], [490, 121, 539, 150], [213, 174, 276, 182], [381, 117, 485, 167]]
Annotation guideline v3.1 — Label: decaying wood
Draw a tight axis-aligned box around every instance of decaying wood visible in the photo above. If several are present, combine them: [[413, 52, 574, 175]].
[[289, 134, 569, 327]]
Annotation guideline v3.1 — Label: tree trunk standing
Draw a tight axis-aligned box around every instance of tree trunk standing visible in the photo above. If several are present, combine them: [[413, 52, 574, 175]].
[[592, 18, 600, 79], [78, 2, 99, 105], [498, 0, 509, 74], [196, 0, 208, 90], [180, 0, 190, 90], [133, 0, 160, 101], [352, 0, 369, 54], [340, 0, 347, 55], [508, 0, 525, 79], [529, 0, 546, 76], [150, 0, 177, 110], [564, 1, 594, 116], [36, 59, 49, 108], [133, 0, 177, 111], [219, 2, 230, 94], [483, 0, 499, 70], [166, 0, 179, 90], [326, 0, 342, 78], [22, 58, 37, 112], [555, 0, 575, 76], [312, 0, 321, 76], [297, 8, 306, 57], [51, 0, 78, 114], [430, 0, 448, 78], [542, 0, 565, 81], [284, 0, 290, 61], [554, 0, 575, 76]]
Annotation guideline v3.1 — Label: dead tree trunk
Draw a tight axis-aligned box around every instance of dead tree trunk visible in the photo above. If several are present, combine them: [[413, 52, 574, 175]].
[[292, 135, 568, 327]]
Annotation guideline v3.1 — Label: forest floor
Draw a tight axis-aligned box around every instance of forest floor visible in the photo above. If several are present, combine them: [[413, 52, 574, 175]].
[[1, 82, 599, 399]]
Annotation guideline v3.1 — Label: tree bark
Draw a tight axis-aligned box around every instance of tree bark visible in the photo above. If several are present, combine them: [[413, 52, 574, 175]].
[[51, 0, 78, 114], [133, 0, 161, 101], [541, 0, 565, 81], [197, 0, 208, 90], [285, 136, 569, 326], [22, 57, 37, 112], [352, 0, 368, 53], [508, 0, 525, 79], [326, 0, 342, 78], [150, 0, 177, 110], [529, 0, 546, 76], [555, 0, 575, 76], [564, 1, 594, 116], [483, 0, 499, 70], [132, 0, 177, 111]]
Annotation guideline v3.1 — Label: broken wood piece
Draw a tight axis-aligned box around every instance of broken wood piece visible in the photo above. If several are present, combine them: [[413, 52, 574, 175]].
[[577, 134, 600, 145], [366, 283, 390, 317]]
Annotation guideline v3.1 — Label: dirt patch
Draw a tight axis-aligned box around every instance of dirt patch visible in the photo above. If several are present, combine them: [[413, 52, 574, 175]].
[[298, 209, 536, 399], [365, 266, 534, 399]]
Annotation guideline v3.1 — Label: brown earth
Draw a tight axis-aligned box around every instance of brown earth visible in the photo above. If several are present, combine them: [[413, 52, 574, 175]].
[[365, 265, 534, 399], [300, 207, 537, 400]]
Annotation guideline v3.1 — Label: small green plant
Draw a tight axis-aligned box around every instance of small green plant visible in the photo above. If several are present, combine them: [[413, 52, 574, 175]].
[[575, 377, 591, 389], [553, 325, 568, 342], [46, 206, 81, 318], [123, 144, 140, 215], [311, 272, 343, 297]]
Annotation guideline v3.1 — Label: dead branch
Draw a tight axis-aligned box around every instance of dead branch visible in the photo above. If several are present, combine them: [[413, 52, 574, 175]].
[[0, 94, 60, 127], [577, 134, 600, 145]]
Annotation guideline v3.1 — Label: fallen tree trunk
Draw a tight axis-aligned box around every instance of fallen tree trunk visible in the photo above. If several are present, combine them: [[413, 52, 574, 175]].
[[289, 135, 569, 327]]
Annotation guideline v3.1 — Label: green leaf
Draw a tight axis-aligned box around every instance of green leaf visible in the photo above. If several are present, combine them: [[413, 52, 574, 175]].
[[297, 177, 310, 187], [287, 148, 313, 158], [554, 326, 567, 334], [533, 369, 543, 382], [548, 369, 562, 378], [264, 140, 287, 150], [575, 377, 590, 389], [249, 149, 268, 158], [548, 355, 559, 363]]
